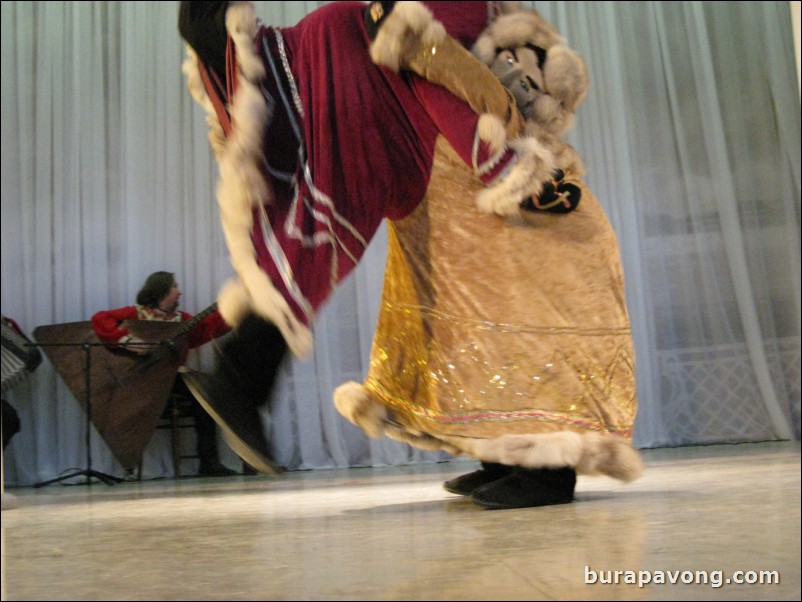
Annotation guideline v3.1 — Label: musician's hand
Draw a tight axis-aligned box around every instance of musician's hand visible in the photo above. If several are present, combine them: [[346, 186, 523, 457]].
[[119, 335, 151, 356]]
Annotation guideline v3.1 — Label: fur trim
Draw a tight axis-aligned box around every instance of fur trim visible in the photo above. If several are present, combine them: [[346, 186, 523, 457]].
[[551, 140, 585, 179], [475, 136, 556, 215], [334, 382, 463, 454], [334, 381, 388, 438], [477, 114, 508, 156], [464, 431, 644, 482], [542, 46, 588, 117], [216, 279, 252, 328], [182, 47, 227, 160], [334, 382, 643, 482], [472, 7, 588, 139], [184, 1, 313, 358], [534, 45, 588, 136], [472, 10, 564, 66], [369, 1, 446, 71], [225, 2, 264, 81]]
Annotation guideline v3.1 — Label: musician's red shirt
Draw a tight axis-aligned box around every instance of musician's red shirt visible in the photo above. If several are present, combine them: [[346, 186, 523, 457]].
[[91, 305, 230, 360]]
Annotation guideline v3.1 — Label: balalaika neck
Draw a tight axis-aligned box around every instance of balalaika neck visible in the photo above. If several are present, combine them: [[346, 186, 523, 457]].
[[162, 302, 218, 345]]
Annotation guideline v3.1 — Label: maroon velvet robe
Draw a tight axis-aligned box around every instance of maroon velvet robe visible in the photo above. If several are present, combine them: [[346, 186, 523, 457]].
[[189, 1, 512, 336]]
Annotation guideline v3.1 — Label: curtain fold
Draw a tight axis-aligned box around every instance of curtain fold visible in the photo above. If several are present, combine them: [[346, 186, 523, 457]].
[[2, 1, 799, 486]]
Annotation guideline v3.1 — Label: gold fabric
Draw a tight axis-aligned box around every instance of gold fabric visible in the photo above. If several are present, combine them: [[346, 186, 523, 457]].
[[365, 137, 637, 448], [409, 35, 524, 137]]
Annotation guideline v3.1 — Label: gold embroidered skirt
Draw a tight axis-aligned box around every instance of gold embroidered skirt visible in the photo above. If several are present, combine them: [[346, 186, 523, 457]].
[[336, 137, 641, 478]]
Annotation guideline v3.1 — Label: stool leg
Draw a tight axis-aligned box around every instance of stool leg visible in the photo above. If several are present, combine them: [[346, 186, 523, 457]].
[[171, 408, 181, 478]]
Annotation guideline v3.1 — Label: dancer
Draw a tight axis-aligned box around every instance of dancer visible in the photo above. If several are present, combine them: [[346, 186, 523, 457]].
[[178, 1, 567, 474], [335, 2, 643, 509]]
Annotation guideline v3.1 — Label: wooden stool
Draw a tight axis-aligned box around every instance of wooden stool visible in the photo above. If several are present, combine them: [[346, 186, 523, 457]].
[[136, 393, 198, 479]]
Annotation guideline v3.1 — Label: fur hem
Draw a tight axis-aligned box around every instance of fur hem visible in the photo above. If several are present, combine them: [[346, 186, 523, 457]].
[[334, 381, 388, 438], [334, 381, 643, 482], [459, 431, 644, 482], [475, 136, 556, 215], [334, 381, 464, 455], [184, 1, 313, 358], [369, 1, 446, 71]]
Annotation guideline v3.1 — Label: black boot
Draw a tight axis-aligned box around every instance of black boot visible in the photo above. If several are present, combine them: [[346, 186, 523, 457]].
[[216, 313, 289, 409], [183, 314, 288, 475], [471, 466, 577, 510], [443, 462, 514, 496]]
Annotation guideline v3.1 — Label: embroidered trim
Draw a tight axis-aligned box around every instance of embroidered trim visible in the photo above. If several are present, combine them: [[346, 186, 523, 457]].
[[260, 29, 368, 298], [365, 377, 634, 435], [135, 305, 183, 322]]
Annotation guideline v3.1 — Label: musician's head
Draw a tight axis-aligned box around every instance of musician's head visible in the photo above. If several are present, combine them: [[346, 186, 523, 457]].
[[136, 271, 182, 313]]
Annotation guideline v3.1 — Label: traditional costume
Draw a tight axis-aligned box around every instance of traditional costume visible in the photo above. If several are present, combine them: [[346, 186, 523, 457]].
[[334, 2, 643, 509], [181, 1, 556, 358], [179, 1, 562, 475]]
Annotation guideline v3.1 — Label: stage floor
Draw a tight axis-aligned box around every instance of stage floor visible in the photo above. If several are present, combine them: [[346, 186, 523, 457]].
[[2, 441, 800, 601]]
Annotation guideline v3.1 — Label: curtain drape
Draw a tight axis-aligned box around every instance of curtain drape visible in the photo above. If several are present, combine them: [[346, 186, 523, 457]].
[[2, 1, 799, 486]]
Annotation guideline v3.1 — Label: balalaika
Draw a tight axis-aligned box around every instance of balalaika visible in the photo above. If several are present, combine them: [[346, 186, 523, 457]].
[[31, 303, 220, 469], [1, 317, 42, 395]]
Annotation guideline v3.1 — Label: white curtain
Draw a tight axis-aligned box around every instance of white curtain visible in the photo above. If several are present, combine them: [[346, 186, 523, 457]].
[[1, 1, 799, 486], [546, 0, 801, 447]]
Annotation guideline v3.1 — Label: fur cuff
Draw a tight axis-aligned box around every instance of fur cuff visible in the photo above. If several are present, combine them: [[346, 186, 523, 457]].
[[369, 1, 446, 71], [477, 114, 508, 156], [475, 136, 556, 215], [217, 277, 313, 359], [217, 279, 252, 327]]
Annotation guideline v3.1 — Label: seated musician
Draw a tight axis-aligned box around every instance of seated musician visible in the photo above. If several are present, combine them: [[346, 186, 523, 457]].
[[2, 315, 41, 450], [91, 271, 237, 478]]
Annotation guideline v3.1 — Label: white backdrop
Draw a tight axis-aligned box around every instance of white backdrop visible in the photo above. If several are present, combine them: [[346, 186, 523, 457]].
[[2, 1, 799, 486]]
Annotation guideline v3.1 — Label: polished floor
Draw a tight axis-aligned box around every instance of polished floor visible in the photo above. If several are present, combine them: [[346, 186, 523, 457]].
[[1, 441, 799, 601]]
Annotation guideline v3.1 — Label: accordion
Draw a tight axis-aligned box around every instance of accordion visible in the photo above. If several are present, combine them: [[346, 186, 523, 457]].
[[1, 317, 42, 395]]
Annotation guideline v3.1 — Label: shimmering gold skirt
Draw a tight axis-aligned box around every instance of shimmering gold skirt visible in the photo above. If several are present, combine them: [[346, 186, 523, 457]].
[[335, 137, 641, 478]]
